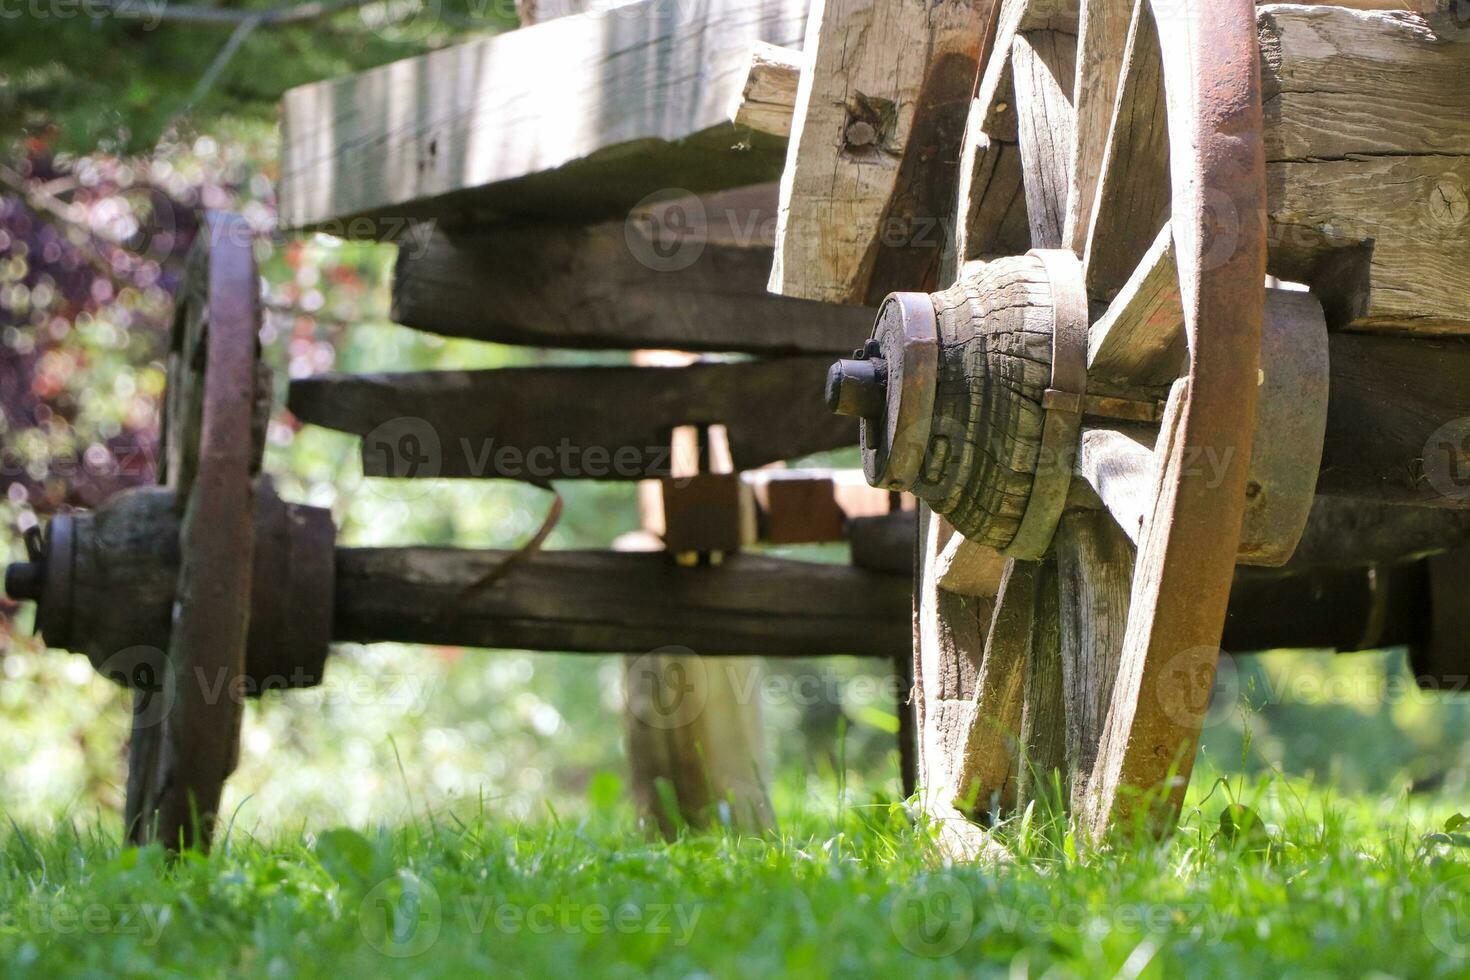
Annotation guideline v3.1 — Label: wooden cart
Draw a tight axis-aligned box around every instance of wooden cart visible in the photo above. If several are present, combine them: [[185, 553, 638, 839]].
[[7, 0, 1470, 851]]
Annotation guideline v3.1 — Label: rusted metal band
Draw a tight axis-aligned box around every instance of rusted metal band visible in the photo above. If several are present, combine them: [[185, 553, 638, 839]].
[[1005, 249, 1089, 560]]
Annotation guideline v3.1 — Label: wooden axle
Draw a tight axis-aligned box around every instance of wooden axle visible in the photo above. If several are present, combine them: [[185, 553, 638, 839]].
[[5, 482, 1455, 689]]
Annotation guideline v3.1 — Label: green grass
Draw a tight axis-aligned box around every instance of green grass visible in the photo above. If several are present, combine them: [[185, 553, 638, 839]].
[[4, 772, 1470, 978]]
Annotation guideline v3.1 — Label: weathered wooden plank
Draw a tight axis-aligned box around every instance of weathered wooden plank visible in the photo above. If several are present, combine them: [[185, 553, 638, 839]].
[[287, 358, 858, 481], [278, 0, 808, 234], [731, 42, 802, 138], [334, 547, 910, 655], [1260, 4, 1470, 333], [1320, 332, 1470, 507], [391, 189, 875, 355], [1011, 29, 1077, 249], [768, 0, 991, 305]]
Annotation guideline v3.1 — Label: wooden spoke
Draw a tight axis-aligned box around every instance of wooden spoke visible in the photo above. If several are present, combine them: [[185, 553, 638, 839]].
[[1073, 425, 1157, 547], [950, 558, 1034, 817], [936, 534, 1008, 597], [1081, 0, 1169, 303], [1064, 0, 1133, 252], [1086, 225, 1185, 386], [1054, 510, 1135, 811], [1011, 30, 1077, 249], [1016, 559, 1064, 807], [914, 512, 994, 808], [954, 97, 1030, 263]]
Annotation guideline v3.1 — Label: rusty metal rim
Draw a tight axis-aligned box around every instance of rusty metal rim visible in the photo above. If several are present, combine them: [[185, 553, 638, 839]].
[[1086, 0, 1269, 828], [127, 210, 258, 850]]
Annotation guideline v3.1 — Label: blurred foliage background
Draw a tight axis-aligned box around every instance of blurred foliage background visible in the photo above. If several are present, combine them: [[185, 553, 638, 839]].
[[3, 0, 1470, 841]]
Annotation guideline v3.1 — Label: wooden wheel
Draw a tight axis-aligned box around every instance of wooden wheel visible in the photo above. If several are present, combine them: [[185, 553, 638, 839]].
[[125, 211, 265, 849], [963, 0, 1268, 839], [826, 0, 1275, 844]]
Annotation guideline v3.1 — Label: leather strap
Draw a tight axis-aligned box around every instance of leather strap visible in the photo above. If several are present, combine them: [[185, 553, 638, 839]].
[[1005, 249, 1089, 560]]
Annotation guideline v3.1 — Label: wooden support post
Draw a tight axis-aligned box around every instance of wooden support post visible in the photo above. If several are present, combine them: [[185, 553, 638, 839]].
[[623, 354, 774, 839], [769, 0, 993, 305]]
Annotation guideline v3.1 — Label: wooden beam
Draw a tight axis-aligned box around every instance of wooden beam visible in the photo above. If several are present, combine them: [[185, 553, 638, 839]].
[[278, 0, 809, 235], [515, 0, 638, 25], [1289, 494, 1470, 567], [768, 0, 991, 305], [1260, 5, 1470, 333], [334, 548, 911, 656], [391, 187, 876, 355], [848, 510, 917, 574], [287, 358, 858, 481], [730, 43, 802, 138], [1320, 333, 1470, 507]]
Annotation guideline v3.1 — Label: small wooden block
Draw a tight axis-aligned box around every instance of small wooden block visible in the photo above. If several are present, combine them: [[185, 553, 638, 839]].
[[756, 475, 846, 543], [660, 473, 757, 554]]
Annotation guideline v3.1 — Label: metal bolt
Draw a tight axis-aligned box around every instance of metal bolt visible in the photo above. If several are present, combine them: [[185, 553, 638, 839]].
[[826, 357, 886, 419], [844, 121, 877, 148], [5, 561, 43, 601]]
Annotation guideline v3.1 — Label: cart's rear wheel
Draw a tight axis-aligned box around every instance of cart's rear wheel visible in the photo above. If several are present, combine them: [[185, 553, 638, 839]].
[[125, 211, 265, 849], [904, 0, 1269, 841]]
